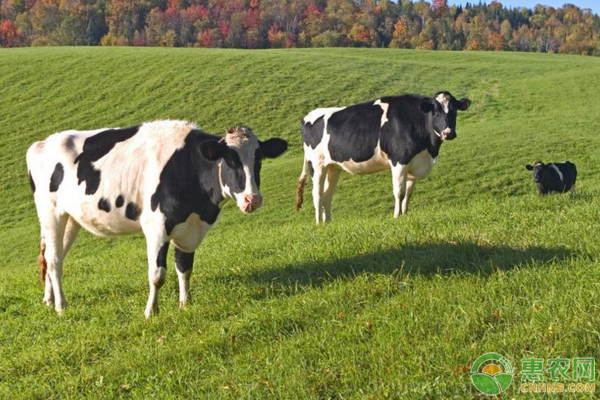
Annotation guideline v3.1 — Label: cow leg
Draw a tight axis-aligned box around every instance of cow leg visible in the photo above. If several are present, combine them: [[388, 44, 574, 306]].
[[401, 178, 416, 215], [144, 237, 169, 319], [312, 164, 327, 224], [62, 217, 80, 258], [321, 166, 342, 223], [391, 163, 409, 218], [42, 217, 79, 308], [41, 213, 69, 314], [175, 248, 194, 308]]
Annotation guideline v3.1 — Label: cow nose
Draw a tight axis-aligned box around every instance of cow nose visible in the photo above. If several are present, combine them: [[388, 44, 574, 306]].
[[441, 128, 453, 140], [243, 194, 263, 212]]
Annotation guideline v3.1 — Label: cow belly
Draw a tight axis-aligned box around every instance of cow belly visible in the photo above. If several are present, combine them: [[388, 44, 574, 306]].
[[75, 208, 141, 237], [337, 148, 390, 175], [63, 196, 142, 237], [408, 150, 436, 180]]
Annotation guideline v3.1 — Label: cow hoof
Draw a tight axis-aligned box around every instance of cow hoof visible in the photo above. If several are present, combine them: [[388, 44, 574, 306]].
[[144, 307, 158, 319], [42, 297, 53, 306]]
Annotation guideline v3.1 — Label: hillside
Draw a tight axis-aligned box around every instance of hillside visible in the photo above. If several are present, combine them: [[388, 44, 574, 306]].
[[1, 47, 600, 399]]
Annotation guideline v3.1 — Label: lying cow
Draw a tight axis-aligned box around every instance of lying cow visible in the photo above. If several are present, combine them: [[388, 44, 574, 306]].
[[27, 121, 287, 318], [525, 161, 577, 196], [296, 92, 471, 222]]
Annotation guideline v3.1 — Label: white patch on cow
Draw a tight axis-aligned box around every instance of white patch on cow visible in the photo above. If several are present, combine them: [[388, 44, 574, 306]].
[[435, 93, 450, 113], [550, 164, 564, 182], [338, 141, 390, 175], [373, 99, 389, 127], [303, 107, 344, 125], [407, 150, 436, 180], [170, 213, 211, 252]]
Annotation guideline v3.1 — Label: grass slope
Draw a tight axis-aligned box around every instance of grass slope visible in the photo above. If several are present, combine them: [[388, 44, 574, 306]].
[[1, 47, 600, 399]]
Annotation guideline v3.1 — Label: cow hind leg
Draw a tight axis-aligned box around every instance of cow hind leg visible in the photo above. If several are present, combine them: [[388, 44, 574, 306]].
[[174, 248, 194, 308], [40, 213, 69, 313], [401, 178, 416, 215], [144, 236, 169, 319], [62, 217, 80, 258], [312, 164, 327, 224], [42, 217, 80, 307], [391, 163, 409, 218], [321, 166, 342, 223]]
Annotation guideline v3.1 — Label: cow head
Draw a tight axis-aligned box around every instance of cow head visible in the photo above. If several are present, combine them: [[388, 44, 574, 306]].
[[201, 126, 288, 213], [525, 161, 547, 183], [420, 92, 471, 141]]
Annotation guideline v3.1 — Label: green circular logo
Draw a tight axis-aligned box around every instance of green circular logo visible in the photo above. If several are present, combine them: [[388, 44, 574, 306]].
[[471, 353, 513, 395]]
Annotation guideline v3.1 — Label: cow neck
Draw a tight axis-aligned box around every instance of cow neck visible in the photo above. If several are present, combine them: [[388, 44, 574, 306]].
[[426, 115, 443, 158]]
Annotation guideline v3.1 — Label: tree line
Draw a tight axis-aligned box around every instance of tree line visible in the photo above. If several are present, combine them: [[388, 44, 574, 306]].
[[1, 0, 599, 56]]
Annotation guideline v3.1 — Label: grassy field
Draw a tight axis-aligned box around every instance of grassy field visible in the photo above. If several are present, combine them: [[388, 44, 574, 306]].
[[1, 47, 600, 399]]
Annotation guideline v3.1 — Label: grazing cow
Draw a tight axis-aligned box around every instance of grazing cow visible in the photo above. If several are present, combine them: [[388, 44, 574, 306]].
[[296, 92, 471, 223], [525, 161, 577, 196], [26, 121, 287, 318]]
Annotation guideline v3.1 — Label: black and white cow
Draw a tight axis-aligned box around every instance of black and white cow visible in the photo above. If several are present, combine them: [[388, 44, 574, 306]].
[[26, 121, 287, 318], [525, 161, 577, 196], [296, 92, 471, 222]]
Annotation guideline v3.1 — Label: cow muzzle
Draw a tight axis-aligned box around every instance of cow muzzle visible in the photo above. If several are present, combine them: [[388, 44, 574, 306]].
[[241, 193, 263, 213], [441, 128, 455, 141]]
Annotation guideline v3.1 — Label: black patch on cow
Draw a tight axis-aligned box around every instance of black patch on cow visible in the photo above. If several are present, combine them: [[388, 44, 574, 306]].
[[151, 130, 225, 235], [327, 103, 383, 163], [74, 126, 140, 195], [308, 161, 314, 177], [28, 171, 36, 193], [98, 198, 111, 212], [175, 248, 194, 273], [125, 202, 140, 221], [157, 242, 169, 269], [302, 116, 324, 149], [115, 195, 124, 208], [219, 150, 246, 196], [64, 135, 75, 151], [254, 149, 262, 189], [49, 163, 64, 192]]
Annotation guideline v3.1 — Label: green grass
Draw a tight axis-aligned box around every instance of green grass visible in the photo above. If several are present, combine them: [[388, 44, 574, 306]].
[[1, 47, 600, 399]]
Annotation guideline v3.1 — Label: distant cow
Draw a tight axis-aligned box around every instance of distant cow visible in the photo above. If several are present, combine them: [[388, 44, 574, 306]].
[[525, 161, 577, 196], [27, 121, 287, 318], [296, 92, 471, 223]]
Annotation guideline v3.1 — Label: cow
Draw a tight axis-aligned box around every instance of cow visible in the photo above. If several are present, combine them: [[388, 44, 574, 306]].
[[525, 161, 577, 196], [296, 92, 471, 223], [26, 121, 287, 318]]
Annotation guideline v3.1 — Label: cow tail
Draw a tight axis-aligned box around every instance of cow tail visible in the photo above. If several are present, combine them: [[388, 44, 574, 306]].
[[38, 238, 47, 284], [296, 156, 309, 211]]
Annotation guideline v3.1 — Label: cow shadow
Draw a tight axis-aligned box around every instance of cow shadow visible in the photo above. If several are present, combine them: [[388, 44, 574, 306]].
[[246, 242, 573, 293]]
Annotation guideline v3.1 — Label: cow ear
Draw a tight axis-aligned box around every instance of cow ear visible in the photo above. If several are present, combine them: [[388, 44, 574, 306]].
[[260, 138, 288, 159], [525, 165, 534, 171], [200, 140, 227, 161], [419, 99, 435, 113], [457, 98, 471, 111]]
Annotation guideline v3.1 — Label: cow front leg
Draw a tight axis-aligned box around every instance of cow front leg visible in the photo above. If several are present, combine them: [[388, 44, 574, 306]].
[[144, 237, 169, 319], [401, 178, 416, 215], [321, 166, 342, 223], [312, 164, 327, 224], [391, 163, 409, 218], [174, 248, 194, 308]]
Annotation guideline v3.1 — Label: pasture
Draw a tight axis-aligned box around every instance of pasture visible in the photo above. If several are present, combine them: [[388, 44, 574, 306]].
[[1, 47, 600, 399]]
